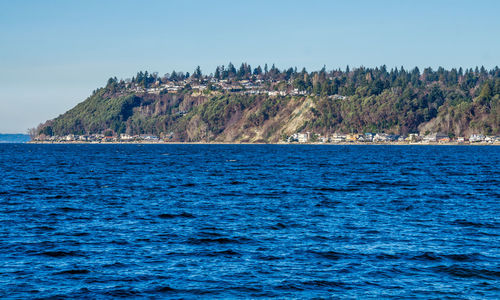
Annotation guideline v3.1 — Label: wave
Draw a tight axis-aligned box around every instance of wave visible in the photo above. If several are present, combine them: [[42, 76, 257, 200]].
[[450, 219, 499, 229], [103, 288, 140, 297], [57, 207, 83, 212], [158, 212, 195, 219], [269, 222, 287, 230], [309, 250, 349, 260], [314, 187, 360, 192], [302, 280, 350, 289], [432, 265, 500, 279], [46, 195, 73, 199], [37, 251, 85, 258], [152, 285, 176, 293], [186, 236, 251, 245], [203, 249, 241, 257], [55, 269, 90, 275], [229, 180, 246, 185]]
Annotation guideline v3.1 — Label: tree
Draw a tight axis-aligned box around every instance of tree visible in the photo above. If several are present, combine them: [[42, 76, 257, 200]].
[[253, 65, 262, 76], [214, 66, 221, 79], [27, 127, 37, 139], [227, 62, 236, 78], [170, 70, 178, 81], [193, 66, 202, 80], [103, 129, 114, 137], [40, 126, 53, 136], [477, 82, 492, 104], [238, 63, 246, 79]]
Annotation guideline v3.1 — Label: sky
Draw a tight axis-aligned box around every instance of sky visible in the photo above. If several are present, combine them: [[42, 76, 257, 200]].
[[1, 0, 499, 133]]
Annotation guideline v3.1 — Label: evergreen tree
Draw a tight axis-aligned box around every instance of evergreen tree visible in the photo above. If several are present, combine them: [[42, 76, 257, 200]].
[[253, 66, 262, 76], [193, 66, 202, 80], [214, 66, 221, 79], [227, 62, 237, 78]]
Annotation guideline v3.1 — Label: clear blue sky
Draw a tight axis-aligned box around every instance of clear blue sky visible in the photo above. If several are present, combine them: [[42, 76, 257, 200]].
[[1, 0, 499, 133]]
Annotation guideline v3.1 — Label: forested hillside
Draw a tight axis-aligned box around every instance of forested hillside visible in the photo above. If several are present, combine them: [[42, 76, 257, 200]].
[[35, 64, 500, 142]]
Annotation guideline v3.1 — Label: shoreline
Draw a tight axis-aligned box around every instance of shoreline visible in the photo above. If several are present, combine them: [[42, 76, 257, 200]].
[[26, 141, 500, 146]]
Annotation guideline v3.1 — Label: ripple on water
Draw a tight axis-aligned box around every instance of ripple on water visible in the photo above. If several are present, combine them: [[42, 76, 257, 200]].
[[0, 144, 499, 299]]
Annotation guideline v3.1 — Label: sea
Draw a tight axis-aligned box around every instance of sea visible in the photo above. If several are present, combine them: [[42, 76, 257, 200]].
[[0, 144, 499, 299]]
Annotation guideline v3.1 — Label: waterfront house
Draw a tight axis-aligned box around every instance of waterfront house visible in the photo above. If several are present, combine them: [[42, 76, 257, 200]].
[[469, 134, 485, 143], [319, 136, 329, 143], [373, 133, 389, 142], [346, 134, 360, 142], [139, 134, 160, 141], [120, 134, 133, 141], [484, 136, 496, 143], [331, 134, 346, 143], [423, 133, 448, 143], [387, 134, 400, 141], [297, 132, 309, 143], [408, 133, 420, 142], [364, 133, 375, 142]]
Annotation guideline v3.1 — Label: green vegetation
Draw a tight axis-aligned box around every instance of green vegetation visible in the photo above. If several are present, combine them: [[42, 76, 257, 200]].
[[41, 88, 141, 136], [35, 64, 500, 142]]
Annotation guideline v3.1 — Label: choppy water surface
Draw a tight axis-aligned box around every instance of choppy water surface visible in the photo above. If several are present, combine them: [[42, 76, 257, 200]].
[[0, 144, 499, 298]]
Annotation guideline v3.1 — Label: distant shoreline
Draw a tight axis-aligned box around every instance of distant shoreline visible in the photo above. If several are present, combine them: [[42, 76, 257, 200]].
[[27, 141, 499, 146]]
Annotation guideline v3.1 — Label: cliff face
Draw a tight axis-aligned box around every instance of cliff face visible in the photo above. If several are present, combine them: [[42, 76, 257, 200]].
[[418, 100, 500, 137], [36, 85, 499, 142]]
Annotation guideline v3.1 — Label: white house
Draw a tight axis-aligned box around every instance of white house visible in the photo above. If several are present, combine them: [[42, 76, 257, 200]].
[[469, 134, 485, 143]]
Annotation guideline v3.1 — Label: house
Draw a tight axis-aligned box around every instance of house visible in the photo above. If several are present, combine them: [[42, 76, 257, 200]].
[[364, 133, 375, 142], [192, 85, 207, 90], [297, 132, 309, 143], [408, 133, 421, 142], [120, 134, 133, 141], [331, 134, 346, 143], [387, 135, 400, 141], [329, 94, 347, 100], [319, 136, 330, 143], [346, 134, 360, 142], [287, 133, 298, 143], [469, 134, 485, 143], [139, 134, 160, 141], [423, 133, 448, 143], [287, 132, 309, 143], [291, 88, 306, 95], [484, 136, 495, 143], [373, 133, 389, 142]]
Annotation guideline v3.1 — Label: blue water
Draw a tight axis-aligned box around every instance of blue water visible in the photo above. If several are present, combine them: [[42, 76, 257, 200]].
[[0, 144, 499, 299]]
